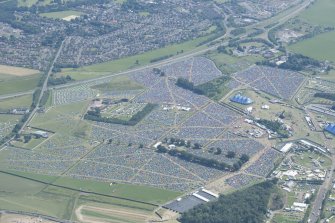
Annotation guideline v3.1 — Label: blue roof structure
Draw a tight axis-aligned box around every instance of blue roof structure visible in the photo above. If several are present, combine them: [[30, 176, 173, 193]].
[[325, 123, 335, 135], [230, 94, 253, 105]]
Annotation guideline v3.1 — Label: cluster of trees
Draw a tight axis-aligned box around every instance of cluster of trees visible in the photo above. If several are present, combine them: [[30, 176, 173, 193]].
[[257, 119, 289, 138], [152, 68, 165, 77], [176, 78, 204, 95], [40, 90, 50, 107], [180, 179, 279, 223], [257, 54, 323, 72], [150, 54, 174, 63], [84, 103, 157, 126], [279, 54, 321, 71], [247, 28, 264, 38], [314, 93, 335, 102], [157, 146, 249, 172], [0, 0, 40, 34], [230, 28, 246, 36], [196, 76, 231, 100], [48, 75, 73, 86], [228, 38, 274, 48]]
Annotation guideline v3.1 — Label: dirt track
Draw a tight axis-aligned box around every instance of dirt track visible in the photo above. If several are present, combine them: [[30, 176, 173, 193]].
[[75, 205, 151, 223]]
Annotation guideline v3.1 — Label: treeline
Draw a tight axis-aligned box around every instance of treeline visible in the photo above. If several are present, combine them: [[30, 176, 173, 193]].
[[157, 146, 249, 172], [257, 54, 323, 72], [230, 28, 246, 36], [176, 78, 204, 95], [180, 179, 278, 223], [314, 93, 335, 101], [247, 28, 264, 38], [196, 76, 231, 100], [84, 103, 157, 126], [48, 75, 73, 86], [150, 54, 173, 63], [228, 38, 274, 48]]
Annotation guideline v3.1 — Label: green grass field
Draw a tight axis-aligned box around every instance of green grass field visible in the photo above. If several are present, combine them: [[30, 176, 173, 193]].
[[0, 170, 180, 220], [91, 75, 144, 92], [289, 31, 335, 63], [299, 0, 335, 26], [0, 73, 40, 95], [53, 177, 180, 204], [0, 114, 21, 123], [11, 137, 47, 150], [0, 94, 32, 110], [40, 10, 83, 19]]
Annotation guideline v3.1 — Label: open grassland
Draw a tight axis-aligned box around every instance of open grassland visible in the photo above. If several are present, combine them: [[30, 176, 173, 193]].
[[11, 137, 47, 150], [0, 73, 41, 95], [53, 177, 180, 204], [206, 51, 262, 74], [299, 0, 335, 26], [0, 114, 20, 123], [0, 94, 32, 110], [40, 10, 83, 19], [91, 75, 144, 92], [289, 0, 335, 63], [60, 35, 213, 80], [0, 65, 39, 76], [0, 170, 179, 221], [289, 31, 335, 63]]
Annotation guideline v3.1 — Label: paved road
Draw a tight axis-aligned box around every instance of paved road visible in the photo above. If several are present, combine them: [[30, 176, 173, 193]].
[[309, 142, 335, 223], [18, 39, 66, 133]]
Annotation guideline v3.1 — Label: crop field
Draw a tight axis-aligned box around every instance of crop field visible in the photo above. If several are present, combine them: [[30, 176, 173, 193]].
[[0, 94, 32, 110], [0, 171, 177, 221], [299, 0, 335, 26], [0, 65, 39, 76], [0, 73, 41, 95], [289, 31, 335, 63]]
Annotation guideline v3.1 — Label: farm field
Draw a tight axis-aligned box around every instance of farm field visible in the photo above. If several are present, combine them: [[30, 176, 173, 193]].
[[289, 31, 335, 63], [0, 171, 175, 221], [90, 75, 144, 92], [0, 65, 39, 76], [0, 73, 41, 95], [0, 94, 32, 110], [299, 0, 335, 26]]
